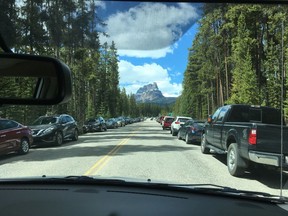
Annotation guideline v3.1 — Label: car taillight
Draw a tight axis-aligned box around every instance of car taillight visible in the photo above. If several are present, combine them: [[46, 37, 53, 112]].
[[175, 122, 180, 124], [248, 129, 257, 145]]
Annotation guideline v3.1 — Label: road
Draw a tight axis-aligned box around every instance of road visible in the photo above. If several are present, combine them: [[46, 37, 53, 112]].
[[0, 119, 287, 197]]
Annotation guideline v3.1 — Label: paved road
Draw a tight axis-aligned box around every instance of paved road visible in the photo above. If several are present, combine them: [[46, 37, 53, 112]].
[[0, 120, 287, 197]]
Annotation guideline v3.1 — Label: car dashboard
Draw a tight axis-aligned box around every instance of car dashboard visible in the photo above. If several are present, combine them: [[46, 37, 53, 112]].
[[0, 182, 287, 216]]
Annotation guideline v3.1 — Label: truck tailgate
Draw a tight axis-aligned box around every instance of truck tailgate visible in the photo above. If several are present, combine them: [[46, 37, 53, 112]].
[[255, 124, 288, 155]]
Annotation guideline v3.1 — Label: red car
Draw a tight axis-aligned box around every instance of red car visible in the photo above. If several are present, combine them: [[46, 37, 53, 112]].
[[0, 118, 33, 156], [162, 116, 175, 130]]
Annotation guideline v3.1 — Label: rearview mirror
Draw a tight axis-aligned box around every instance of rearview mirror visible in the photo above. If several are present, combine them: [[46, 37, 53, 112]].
[[0, 53, 72, 105]]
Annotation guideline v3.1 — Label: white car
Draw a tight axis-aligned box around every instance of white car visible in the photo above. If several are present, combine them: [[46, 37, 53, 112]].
[[171, 116, 193, 136]]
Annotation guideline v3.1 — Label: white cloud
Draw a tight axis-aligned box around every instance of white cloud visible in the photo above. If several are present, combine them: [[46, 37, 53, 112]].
[[100, 2, 199, 58], [118, 47, 173, 59], [95, 1, 106, 10], [157, 82, 182, 97], [119, 60, 182, 97]]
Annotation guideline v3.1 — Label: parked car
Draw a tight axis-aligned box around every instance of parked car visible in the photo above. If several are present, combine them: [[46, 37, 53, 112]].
[[83, 117, 107, 133], [177, 120, 205, 144], [124, 117, 132, 124], [29, 114, 78, 146], [157, 116, 164, 124], [171, 116, 193, 136], [162, 116, 175, 130], [0, 118, 32, 155], [201, 104, 288, 176], [116, 117, 125, 127], [106, 118, 119, 129]]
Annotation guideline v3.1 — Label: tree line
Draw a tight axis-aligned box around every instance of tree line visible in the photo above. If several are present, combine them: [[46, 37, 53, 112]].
[[0, 0, 164, 126], [174, 4, 288, 120]]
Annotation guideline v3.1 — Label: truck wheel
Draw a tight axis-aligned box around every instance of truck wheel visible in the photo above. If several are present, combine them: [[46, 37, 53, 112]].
[[201, 134, 210, 154], [227, 143, 245, 176]]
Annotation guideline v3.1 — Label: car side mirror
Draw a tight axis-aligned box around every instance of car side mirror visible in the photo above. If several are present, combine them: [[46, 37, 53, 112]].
[[207, 115, 212, 124], [0, 53, 72, 105]]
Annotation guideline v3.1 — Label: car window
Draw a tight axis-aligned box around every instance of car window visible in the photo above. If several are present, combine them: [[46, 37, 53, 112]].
[[165, 118, 174, 122], [178, 118, 191, 122], [0, 0, 287, 201], [184, 120, 193, 126], [65, 116, 74, 123], [194, 122, 205, 128], [211, 108, 221, 123], [60, 117, 68, 124], [216, 107, 229, 123], [32, 117, 58, 125], [0, 120, 18, 130]]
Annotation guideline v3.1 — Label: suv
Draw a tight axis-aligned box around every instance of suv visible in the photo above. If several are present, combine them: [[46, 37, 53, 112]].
[[83, 117, 107, 133], [0, 118, 33, 155], [29, 114, 78, 146], [162, 116, 175, 130], [171, 116, 193, 136]]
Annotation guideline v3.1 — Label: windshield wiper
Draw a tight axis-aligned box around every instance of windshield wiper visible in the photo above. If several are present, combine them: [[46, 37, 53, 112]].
[[1, 177, 286, 203], [42, 178, 287, 202], [41, 175, 127, 184], [167, 183, 287, 203]]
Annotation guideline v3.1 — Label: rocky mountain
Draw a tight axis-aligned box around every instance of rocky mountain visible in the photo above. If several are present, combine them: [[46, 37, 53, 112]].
[[134, 82, 177, 104]]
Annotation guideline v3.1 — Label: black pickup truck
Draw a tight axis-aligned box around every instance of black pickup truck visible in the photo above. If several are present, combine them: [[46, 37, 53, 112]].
[[201, 104, 288, 176]]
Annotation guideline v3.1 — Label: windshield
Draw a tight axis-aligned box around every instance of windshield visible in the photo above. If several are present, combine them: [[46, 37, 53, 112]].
[[86, 119, 97, 123], [165, 118, 174, 122], [178, 118, 192, 123], [195, 122, 205, 128], [0, 0, 287, 200], [32, 117, 58, 125]]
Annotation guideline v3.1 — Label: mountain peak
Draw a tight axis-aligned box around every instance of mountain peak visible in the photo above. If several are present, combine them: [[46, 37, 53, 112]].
[[152, 82, 158, 88], [135, 83, 164, 103], [134, 83, 177, 105]]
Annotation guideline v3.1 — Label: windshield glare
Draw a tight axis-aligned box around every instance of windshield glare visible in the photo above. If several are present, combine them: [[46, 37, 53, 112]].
[[0, 1, 287, 200]]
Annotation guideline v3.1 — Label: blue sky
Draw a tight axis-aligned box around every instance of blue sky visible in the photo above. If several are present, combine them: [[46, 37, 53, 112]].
[[98, 2, 202, 97]]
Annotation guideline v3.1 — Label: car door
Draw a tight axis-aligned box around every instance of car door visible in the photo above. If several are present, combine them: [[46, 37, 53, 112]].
[[205, 107, 221, 145], [59, 116, 70, 138], [65, 115, 76, 136], [0, 120, 10, 153], [0, 120, 21, 153], [212, 106, 229, 148], [183, 120, 193, 136]]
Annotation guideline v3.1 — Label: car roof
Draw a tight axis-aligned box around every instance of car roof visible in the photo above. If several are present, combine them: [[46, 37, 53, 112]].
[[40, 114, 69, 118], [175, 116, 192, 119]]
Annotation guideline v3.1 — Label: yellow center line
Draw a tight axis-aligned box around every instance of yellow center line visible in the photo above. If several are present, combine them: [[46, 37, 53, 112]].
[[84, 132, 136, 176]]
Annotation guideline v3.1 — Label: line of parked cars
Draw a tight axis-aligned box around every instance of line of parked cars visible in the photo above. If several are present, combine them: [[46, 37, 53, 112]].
[[157, 115, 205, 144], [0, 114, 144, 158]]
